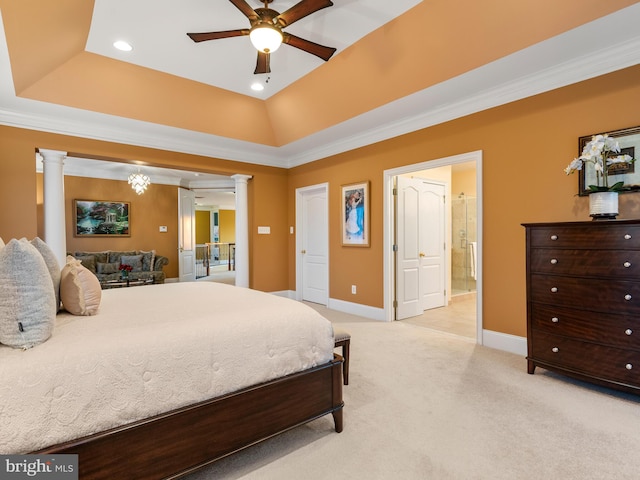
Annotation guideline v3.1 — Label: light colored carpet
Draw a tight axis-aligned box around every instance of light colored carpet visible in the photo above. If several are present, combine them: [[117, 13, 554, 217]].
[[184, 302, 640, 480]]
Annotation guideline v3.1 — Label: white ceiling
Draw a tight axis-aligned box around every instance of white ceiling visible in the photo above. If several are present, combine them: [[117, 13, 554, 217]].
[[86, 0, 422, 98]]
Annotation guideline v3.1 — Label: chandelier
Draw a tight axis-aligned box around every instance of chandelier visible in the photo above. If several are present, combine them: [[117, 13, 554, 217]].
[[128, 171, 151, 195]]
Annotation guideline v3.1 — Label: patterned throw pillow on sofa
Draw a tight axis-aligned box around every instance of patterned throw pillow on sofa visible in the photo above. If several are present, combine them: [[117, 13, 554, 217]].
[[0, 239, 56, 348], [120, 254, 143, 272]]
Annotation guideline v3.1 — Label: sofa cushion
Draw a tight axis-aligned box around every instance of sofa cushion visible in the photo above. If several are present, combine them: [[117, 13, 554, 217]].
[[0, 238, 56, 348], [138, 249, 156, 272], [30, 237, 62, 311], [60, 256, 101, 316], [108, 251, 136, 264], [121, 254, 143, 272], [96, 262, 120, 274], [74, 255, 97, 273], [75, 250, 109, 264]]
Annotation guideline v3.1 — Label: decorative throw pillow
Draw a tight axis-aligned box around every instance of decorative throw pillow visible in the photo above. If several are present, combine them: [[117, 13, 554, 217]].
[[121, 254, 143, 272], [0, 237, 4, 249], [60, 256, 101, 316], [74, 255, 97, 273], [0, 238, 56, 348], [30, 237, 62, 311], [138, 249, 156, 272], [108, 251, 136, 264], [75, 250, 109, 264], [96, 262, 120, 274]]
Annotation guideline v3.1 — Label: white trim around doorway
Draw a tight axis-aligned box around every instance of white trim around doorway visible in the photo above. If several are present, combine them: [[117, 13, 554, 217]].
[[383, 150, 484, 345]]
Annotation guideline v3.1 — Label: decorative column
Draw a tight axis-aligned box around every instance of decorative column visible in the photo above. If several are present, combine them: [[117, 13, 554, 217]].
[[39, 149, 67, 268], [231, 174, 252, 288]]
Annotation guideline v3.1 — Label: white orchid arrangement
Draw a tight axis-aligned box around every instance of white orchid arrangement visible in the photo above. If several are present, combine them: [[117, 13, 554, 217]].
[[565, 134, 635, 192]]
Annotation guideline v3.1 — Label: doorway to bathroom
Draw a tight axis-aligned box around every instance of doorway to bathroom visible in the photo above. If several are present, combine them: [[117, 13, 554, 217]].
[[383, 150, 483, 343]]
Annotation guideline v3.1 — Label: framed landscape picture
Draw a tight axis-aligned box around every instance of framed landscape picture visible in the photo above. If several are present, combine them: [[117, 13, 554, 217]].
[[341, 181, 369, 247], [74, 200, 130, 237]]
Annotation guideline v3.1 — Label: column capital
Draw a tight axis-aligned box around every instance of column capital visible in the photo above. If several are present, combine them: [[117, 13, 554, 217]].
[[38, 149, 67, 163], [231, 174, 252, 184]]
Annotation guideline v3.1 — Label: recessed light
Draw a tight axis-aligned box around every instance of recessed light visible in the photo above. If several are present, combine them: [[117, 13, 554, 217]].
[[113, 40, 133, 52], [251, 82, 264, 92]]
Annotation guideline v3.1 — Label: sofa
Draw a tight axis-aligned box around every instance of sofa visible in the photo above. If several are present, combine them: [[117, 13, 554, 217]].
[[71, 250, 169, 285]]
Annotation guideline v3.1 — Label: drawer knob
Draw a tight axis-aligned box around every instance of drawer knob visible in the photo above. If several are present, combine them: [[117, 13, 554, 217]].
[[625, 234, 632, 240], [550, 258, 558, 265], [551, 287, 558, 293], [626, 329, 633, 336], [626, 363, 633, 370], [552, 347, 559, 353], [550, 235, 558, 241], [551, 317, 559, 323], [625, 294, 632, 301], [624, 261, 632, 268]]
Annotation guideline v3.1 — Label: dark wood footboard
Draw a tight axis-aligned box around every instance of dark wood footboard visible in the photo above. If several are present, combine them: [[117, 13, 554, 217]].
[[35, 355, 344, 479]]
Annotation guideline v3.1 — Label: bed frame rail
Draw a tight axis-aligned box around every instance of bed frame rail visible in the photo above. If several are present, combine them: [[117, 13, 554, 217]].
[[36, 355, 344, 479]]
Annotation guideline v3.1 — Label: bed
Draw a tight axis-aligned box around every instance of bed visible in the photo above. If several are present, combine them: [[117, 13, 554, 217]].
[[0, 281, 344, 479]]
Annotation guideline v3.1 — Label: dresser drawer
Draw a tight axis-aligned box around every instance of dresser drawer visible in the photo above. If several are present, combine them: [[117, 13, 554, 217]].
[[530, 330, 640, 386], [529, 225, 640, 249], [529, 249, 640, 278], [530, 303, 640, 350], [530, 273, 640, 314]]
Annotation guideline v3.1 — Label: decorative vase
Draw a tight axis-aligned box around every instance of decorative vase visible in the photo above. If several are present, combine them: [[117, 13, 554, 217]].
[[121, 270, 129, 280], [589, 191, 619, 220]]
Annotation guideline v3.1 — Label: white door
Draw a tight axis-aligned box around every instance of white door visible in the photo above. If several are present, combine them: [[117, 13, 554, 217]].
[[395, 177, 446, 319], [297, 185, 328, 305], [178, 188, 196, 282], [420, 182, 446, 310]]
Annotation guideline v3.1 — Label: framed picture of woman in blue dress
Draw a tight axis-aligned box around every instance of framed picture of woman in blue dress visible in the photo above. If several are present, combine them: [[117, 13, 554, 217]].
[[341, 181, 369, 247]]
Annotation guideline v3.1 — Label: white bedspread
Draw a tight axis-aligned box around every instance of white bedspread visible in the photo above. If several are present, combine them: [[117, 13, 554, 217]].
[[0, 282, 334, 454]]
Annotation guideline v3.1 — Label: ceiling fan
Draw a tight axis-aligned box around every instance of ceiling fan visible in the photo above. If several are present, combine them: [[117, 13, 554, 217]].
[[187, 0, 337, 74]]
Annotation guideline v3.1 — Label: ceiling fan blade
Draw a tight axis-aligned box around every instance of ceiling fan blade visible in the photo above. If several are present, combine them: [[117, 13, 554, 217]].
[[187, 29, 249, 42], [276, 0, 333, 28], [254, 51, 271, 74], [229, 0, 260, 21], [283, 33, 336, 61]]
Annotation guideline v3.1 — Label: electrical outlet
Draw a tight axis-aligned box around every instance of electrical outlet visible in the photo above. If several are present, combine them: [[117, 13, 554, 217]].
[[351, 285, 357, 294]]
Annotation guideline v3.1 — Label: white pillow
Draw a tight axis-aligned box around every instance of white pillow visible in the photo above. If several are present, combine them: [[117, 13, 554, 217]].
[[0, 238, 56, 348], [0, 237, 5, 249], [30, 237, 61, 311], [60, 256, 102, 316]]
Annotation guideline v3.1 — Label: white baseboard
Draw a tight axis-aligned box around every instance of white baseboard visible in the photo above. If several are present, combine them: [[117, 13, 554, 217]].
[[165, 277, 178, 283], [482, 329, 527, 356], [327, 298, 386, 321]]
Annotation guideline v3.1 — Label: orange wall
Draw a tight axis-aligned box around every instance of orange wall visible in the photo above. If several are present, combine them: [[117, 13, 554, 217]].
[[219, 210, 235, 244], [195, 210, 210, 244], [0, 126, 289, 290], [287, 64, 640, 336]]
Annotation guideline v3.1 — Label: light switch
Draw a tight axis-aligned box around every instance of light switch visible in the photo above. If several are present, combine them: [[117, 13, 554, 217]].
[[290, 226, 294, 234], [258, 226, 270, 234]]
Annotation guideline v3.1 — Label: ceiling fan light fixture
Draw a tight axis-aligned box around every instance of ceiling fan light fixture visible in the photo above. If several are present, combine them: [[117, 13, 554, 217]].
[[249, 23, 283, 54]]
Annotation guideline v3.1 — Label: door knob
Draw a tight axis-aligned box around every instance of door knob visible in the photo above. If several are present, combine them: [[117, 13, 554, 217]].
[[301, 250, 306, 254], [419, 252, 425, 257]]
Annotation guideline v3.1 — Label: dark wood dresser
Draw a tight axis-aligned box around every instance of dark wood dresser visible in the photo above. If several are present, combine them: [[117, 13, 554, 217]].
[[523, 220, 640, 394]]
